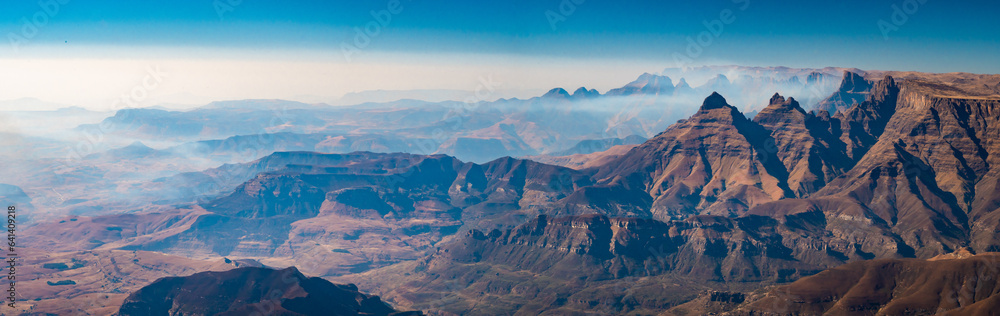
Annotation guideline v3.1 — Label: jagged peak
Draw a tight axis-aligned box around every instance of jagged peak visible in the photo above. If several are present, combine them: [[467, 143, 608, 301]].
[[769, 93, 786, 105], [839, 71, 872, 91], [879, 75, 897, 87], [676, 78, 691, 89], [762, 93, 805, 116]]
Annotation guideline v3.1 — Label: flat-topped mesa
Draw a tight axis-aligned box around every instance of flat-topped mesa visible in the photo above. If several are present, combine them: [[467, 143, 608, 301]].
[[606, 73, 675, 96]]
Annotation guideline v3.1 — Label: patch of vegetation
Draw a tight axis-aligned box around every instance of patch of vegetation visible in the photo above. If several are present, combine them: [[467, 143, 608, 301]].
[[47, 280, 76, 286], [42, 263, 68, 270]]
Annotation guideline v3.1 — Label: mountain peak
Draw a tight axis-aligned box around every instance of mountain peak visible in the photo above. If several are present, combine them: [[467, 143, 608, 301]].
[[840, 71, 872, 93], [711, 74, 731, 84], [769, 93, 786, 105], [542, 88, 570, 98], [700, 92, 731, 110], [761, 93, 804, 114], [125, 141, 151, 149], [572, 87, 600, 98], [676, 78, 691, 88]]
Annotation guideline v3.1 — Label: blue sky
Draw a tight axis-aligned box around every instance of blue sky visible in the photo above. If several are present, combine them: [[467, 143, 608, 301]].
[[1, 0, 998, 108]]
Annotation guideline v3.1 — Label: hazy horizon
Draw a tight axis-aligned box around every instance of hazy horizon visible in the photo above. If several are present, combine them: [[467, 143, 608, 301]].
[[1, 0, 997, 110]]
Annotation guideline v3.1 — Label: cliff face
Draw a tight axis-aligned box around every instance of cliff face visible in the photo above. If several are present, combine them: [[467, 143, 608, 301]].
[[344, 74, 1000, 315], [812, 79, 1000, 256], [591, 92, 793, 220], [446, 214, 846, 282], [358, 209, 913, 314], [835, 75, 901, 161], [753, 93, 852, 196], [815, 71, 874, 113], [578, 72, 1000, 258]]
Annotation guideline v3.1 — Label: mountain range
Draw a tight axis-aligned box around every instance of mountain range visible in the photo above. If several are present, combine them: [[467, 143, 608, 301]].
[[12, 67, 1000, 314]]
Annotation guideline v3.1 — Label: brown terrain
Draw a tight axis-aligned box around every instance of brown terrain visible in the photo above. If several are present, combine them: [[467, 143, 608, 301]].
[[10, 248, 242, 315], [23, 152, 595, 277], [351, 71, 1000, 314], [729, 252, 1000, 315], [16, 69, 1000, 314]]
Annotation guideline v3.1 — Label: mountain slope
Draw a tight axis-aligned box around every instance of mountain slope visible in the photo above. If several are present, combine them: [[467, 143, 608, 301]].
[[29, 152, 594, 276], [733, 253, 1000, 316], [590, 92, 792, 219], [752, 93, 853, 197], [353, 213, 859, 314]]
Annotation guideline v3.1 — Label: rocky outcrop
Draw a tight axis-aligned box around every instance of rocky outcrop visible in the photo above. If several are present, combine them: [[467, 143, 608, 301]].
[[117, 267, 416, 316], [835, 75, 900, 161], [753, 93, 852, 196], [815, 71, 874, 113]]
